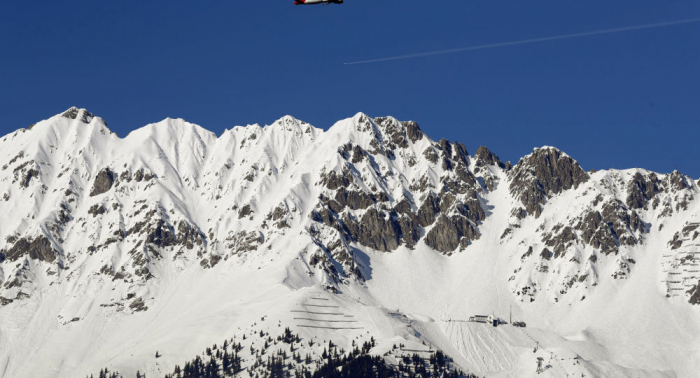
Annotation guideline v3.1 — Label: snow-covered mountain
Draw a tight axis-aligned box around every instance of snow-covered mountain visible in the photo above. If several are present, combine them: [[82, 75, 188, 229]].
[[1, 107, 699, 378]]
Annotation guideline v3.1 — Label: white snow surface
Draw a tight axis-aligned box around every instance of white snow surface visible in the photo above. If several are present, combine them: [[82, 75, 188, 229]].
[[0, 108, 698, 378]]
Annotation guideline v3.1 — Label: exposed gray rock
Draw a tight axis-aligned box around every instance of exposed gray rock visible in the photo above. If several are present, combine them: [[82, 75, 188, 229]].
[[424, 215, 460, 253], [543, 225, 577, 255], [441, 157, 453, 171], [351, 145, 366, 164], [376, 117, 408, 148], [243, 171, 255, 182], [146, 219, 177, 249], [312, 208, 337, 229], [321, 169, 353, 190], [458, 191, 487, 224], [313, 180, 483, 253], [423, 148, 439, 164], [435, 139, 459, 171], [397, 216, 420, 248], [61, 107, 80, 120], [578, 211, 607, 246], [441, 176, 471, 195], [511, 207, 527, 220], [626, 172, 660, 209], [475, 146, 505, 168], [61, 107, 94, 123], [88, 204, 107, 217], [369, 138, 391, 158], [129, 297, 148, 312], [271, 205, 288, 221], [501, 227, 513, 239], [338, 143, 352, 160], [225, 231, 263, 254], [19, 166, 39, 188], [90, 168, 115, 197], [23, 169, 39, 188], [119, 170, 132, 182], [209, 254, 222, 267], [437, 139, 452, 157], [409, 176, 435, 192], [668, 170, 691, 191], [375, 191, 389, 203], [176, 220, 205, 249], [509, 148, 589, 218], [334, 188, 375, 210], [668, 223, 700, 250], [402, 121, 423, 143], [439, 193, 455, 213], [601, 200, 642, 245], [688, 281, 700, 305], [416, 194, 441, 227], [393, 198, 413, 215], [540, 248, 553, 260], [454, 142, 469, 165], [238, 204, 253, 219], [3, 236, 55, 262], [452, 214, 480, 247], [454, 165, 477, 187], [612, 258, 632, 279], [682, 223, 700, 240], [7, 151, 25, 167], [325, 197, 344, 214], [424, 214, 479, 253], [12, 160, 39, 188], [345, 209, 401, 252], [511, 182, 547, 218], [570, 199, 643, 255], [307, 243, 351, 284], [274, 220, 290, 229]]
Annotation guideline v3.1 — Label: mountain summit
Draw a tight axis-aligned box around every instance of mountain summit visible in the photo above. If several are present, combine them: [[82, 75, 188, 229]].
[[1, 109, 699, 378]]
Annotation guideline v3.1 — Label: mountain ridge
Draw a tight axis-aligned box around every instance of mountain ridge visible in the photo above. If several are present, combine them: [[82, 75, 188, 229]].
[[1, 107, 699, 378]]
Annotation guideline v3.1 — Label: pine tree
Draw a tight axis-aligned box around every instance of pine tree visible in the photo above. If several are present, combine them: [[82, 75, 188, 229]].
[[222, 351, 232, 377]]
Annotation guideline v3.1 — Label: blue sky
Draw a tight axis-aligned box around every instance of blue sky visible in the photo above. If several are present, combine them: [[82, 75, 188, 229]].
[[1, 0, 698, 176]]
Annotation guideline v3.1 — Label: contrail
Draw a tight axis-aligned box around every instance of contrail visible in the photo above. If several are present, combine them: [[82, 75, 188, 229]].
[[344, 17, 700, 65]]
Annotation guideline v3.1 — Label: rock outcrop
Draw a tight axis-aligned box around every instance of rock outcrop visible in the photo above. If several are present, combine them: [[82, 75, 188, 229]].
[[2, 236, 55, 263], [509, 147, 589, 218], [90, 168, 115, 197]]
